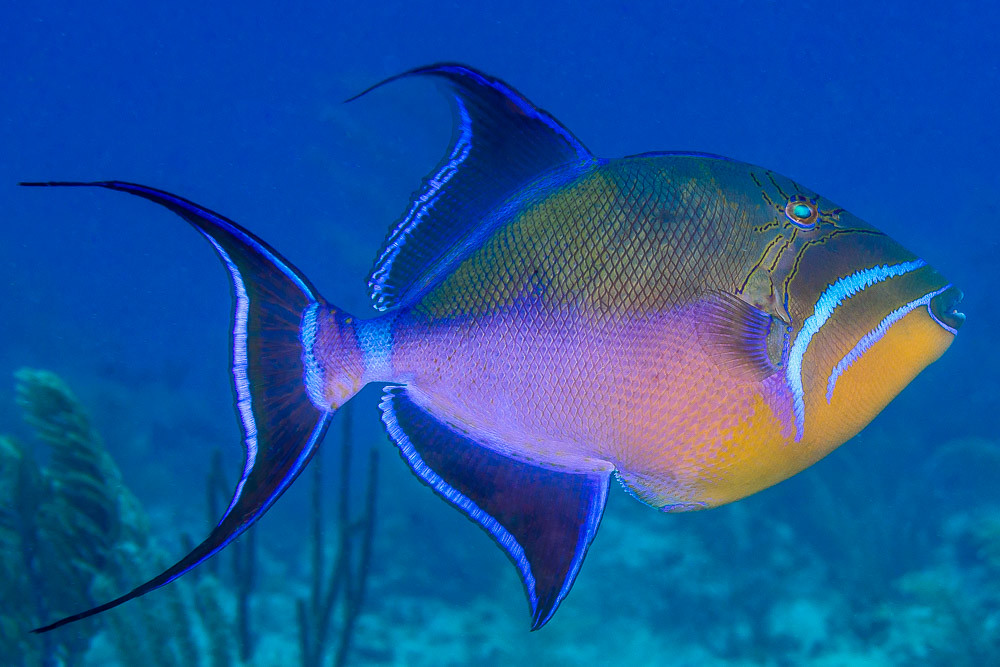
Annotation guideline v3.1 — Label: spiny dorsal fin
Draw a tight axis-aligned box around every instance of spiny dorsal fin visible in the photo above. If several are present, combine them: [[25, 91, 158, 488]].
[[349, 64, 594, 312]]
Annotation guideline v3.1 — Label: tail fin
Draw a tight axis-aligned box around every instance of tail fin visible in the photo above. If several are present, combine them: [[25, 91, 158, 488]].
[[20, 181, 356, 632]]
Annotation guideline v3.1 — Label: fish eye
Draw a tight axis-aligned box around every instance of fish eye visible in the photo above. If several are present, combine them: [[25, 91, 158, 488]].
[[785, 197, 818, 229]]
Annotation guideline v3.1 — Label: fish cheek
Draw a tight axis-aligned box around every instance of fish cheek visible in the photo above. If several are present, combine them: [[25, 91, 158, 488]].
[[776, 230, 934, 445], [781, 229, 914, 329], [806, 307, 954, 448]]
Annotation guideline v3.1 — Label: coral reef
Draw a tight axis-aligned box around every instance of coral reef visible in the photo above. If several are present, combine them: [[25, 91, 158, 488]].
[[0, 368, 238, 666], [2, 369, 382, 667], [0, 368, 149, 665]]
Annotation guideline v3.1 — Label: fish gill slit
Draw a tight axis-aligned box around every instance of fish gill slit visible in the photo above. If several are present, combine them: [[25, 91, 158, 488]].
[[737, 236, 783, 295]]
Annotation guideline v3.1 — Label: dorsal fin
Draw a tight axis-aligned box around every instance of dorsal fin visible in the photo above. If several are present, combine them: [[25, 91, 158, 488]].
[[348, 63, 594, 311]]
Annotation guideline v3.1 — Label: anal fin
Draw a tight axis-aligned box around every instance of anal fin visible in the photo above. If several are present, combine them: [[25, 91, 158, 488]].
[[380, 387, 610, 630]]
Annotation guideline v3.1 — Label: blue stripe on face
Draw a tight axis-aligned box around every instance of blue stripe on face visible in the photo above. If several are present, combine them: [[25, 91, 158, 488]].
[[785, 259, 927, 441], [826, 285, 953, 403]]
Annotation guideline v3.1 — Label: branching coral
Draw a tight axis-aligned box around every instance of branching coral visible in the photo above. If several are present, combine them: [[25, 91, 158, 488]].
[[1, 369, 197, 665], [298, 404, 379, 667], [1, 368, 146, 665], [15, 368, 130, 568]]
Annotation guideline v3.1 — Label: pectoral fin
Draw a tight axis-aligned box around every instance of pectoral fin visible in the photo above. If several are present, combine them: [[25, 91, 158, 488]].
[[379, 387, 610, 630], [698, 291, 789, 382]]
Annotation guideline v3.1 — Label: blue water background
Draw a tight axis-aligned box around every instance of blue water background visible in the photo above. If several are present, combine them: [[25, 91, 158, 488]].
[[2, 2, 998, 664]]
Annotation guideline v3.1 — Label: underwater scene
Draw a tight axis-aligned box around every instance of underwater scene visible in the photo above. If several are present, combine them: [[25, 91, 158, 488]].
[[2, 2, 998, 666]]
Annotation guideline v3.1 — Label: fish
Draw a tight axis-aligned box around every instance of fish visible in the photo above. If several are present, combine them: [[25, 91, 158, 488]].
[[22, 63, 965, 633]]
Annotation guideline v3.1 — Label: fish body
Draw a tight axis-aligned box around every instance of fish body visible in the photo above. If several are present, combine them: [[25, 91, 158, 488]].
[[322, 153, 958, 510], [23, 64, 963, 633]]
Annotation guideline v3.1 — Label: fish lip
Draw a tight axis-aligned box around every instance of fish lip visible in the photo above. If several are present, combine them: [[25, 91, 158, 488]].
[[929, 286, 965, 333]]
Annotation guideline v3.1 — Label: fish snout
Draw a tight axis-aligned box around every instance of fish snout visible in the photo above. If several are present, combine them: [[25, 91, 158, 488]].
[[929, 286, 965, 333]]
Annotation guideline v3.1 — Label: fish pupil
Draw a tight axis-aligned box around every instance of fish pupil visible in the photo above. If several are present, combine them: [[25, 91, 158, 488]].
[[793, 203, 812, 218]]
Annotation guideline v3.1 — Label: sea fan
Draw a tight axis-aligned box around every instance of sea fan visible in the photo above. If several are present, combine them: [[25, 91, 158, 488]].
[[0, 369, 153, 663], [3, 369, 211, 665], [15, 368, 132, 588]]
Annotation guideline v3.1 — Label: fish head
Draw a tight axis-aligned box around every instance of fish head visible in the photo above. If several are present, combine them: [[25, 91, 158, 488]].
[[753, 175, 963, 448]]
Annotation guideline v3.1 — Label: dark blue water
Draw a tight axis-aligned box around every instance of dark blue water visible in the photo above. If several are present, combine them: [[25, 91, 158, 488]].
[[3, 2, 998, 664]]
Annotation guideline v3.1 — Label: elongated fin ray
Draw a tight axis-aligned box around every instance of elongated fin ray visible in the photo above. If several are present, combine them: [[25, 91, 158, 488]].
[[349, 63, 594, 312], [20, 181, 332, 632], [380, 387, 610, 629]]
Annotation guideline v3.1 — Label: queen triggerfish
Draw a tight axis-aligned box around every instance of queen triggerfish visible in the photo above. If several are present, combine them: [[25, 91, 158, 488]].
[[23, 64, 964, 632]]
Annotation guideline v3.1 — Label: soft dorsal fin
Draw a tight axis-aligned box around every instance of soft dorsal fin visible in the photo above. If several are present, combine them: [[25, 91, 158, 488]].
[[349, 63, 594, 311], [380, 387, 611, 629]]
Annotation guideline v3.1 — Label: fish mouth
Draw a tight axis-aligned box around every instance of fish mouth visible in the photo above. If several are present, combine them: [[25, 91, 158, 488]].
[[929, 286, 965, 333]]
